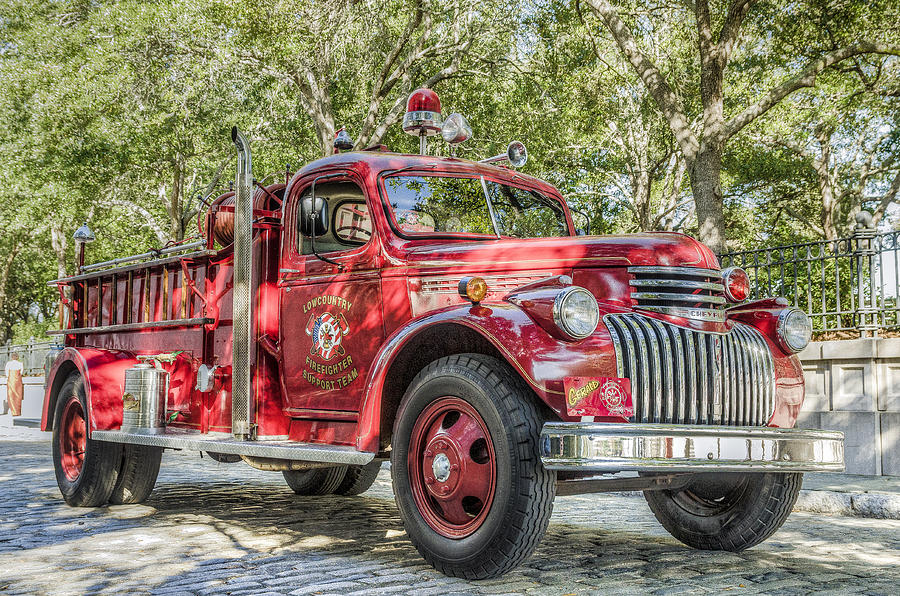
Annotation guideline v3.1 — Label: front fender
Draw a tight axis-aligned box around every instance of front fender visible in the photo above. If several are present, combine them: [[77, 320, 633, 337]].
[[41, 347, 138, 434], [355, 302, 620, 452]]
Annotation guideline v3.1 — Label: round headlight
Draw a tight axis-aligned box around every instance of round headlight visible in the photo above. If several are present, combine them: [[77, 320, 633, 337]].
[[722, 267, 750, 302], [777, 308, 812, 353], [553, 287, 599, 340]]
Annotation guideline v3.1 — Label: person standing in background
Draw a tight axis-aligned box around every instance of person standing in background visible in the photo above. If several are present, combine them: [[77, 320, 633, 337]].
[[5, 353, 24, 417]]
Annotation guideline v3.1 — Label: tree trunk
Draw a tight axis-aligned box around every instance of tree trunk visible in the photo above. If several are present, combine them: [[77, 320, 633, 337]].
[[50, 223, 69, 279], [167, 158, 186, 241], [633, 170, 652, 231], [689, 145, 727, 253], [0, 247, 20, 343], [813, 126, 838, 241], [816, 166, 838, 241]]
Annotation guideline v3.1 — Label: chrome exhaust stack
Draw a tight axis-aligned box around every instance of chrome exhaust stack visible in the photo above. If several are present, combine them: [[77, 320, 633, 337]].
[[231, 127, 255, 439]]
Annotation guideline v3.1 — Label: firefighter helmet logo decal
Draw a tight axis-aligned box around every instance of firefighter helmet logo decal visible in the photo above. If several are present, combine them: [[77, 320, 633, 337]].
[[599, 380, 629, 416], [306, 312, 350, 361]]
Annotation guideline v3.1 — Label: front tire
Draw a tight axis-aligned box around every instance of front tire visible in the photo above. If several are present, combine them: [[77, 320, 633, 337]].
[[391, 354, 555, 579], [644, 472, 802, 551], [51, 373, 122, 507]]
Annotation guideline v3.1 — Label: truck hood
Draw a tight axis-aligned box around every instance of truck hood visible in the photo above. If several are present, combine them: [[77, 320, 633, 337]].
[[399, 233, 720, 273]]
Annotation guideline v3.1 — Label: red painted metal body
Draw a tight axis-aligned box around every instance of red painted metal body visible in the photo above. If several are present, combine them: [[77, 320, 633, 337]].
[[42, 151, 806, 454]]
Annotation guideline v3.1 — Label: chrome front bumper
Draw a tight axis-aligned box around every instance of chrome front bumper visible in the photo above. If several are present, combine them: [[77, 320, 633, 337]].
[[540, 423, 844, 473]]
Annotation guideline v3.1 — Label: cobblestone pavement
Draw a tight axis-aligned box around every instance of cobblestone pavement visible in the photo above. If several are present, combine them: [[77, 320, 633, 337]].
[[1, 436, 898, 595]]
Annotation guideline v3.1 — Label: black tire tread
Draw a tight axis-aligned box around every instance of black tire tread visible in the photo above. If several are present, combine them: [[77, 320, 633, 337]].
[[393, 353, 555, 579], [644, 472, 802, 551], [334, 461, 382, 496], [283, 466, 348, 495], [109, 444, 163, 504]]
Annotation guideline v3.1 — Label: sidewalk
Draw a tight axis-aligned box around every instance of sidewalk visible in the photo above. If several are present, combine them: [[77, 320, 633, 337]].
[[1, 413, 898, 519], [796, 472, 900, 519]]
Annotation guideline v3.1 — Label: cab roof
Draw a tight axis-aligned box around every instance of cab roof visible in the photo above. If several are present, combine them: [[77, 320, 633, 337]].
[[292, 151, 561, 196]]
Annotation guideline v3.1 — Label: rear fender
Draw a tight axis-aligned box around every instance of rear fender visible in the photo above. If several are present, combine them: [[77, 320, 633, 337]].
[[42, 347, 138, 434], [355, 302, 619, 452]]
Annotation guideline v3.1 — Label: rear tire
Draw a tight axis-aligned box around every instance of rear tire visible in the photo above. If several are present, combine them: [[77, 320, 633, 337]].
[[644, 472, 802, 551], [333, 461, 382, 496], [51, 373, 122, 507], [391, 354, 555, 579], [109, 444, 163, 504], [283, 466, 348, 495]]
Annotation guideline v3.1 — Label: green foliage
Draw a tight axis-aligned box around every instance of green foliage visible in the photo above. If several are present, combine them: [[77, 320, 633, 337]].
[[0, 0, 898, 338]]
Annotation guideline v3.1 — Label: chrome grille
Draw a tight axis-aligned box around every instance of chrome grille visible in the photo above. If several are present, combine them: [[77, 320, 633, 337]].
[[628, 266, 726, 322], [604, 313, 776, 426]]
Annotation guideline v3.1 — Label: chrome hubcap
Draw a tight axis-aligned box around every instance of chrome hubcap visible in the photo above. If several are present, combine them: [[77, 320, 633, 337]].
[[432, 452, 451, 482]]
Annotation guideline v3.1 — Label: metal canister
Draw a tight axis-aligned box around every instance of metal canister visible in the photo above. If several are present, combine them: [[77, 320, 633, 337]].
[[121, 363, 168, 432]]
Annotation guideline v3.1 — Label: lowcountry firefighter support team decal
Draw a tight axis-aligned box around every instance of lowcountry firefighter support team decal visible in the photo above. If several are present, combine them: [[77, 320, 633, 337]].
[[303, 295, 359, 390]]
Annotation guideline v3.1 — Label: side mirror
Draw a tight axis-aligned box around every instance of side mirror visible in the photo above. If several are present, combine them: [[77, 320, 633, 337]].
[[300, 195, 328, 236]]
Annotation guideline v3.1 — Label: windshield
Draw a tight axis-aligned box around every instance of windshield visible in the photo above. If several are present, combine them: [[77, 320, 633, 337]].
[[382, 175, 569, 238]]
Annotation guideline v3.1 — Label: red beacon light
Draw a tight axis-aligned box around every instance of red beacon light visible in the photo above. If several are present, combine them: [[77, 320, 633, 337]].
[[403, 88, 442, 154]]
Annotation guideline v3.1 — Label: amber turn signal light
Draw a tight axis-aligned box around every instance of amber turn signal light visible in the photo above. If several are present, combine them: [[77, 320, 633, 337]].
[[458, 276, 488, 304]]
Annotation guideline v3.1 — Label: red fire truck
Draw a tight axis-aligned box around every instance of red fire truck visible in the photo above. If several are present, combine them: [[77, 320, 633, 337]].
[[44, 89, 843, 579]]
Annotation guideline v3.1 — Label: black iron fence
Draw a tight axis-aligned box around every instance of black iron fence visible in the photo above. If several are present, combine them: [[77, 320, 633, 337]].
[[719, 212, 898, 336]]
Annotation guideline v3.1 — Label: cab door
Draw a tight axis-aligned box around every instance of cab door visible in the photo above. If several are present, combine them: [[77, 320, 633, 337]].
[[279, 174, 385, 414]]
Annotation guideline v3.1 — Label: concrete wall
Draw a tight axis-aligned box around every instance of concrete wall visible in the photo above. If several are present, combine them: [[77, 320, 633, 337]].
[[799, 339, 900, 476], [0, 376, 46, 419]]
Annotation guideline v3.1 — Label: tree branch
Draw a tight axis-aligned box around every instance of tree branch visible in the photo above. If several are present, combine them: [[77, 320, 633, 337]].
[[586, 0, 700, 160], [716, 0, 756, 66], [725, 42, 900, 139], [106, 198, 170, 245], [873, 168, 900, 226]]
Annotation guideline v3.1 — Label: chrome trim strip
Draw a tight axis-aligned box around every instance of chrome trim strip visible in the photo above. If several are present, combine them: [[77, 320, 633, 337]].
[[634, 306, 726, 322], [92, 429, 375, 465], [629, 279, 725, 292], [711, 334, 723, 423], [81, 241, 206, 273], [685, 330, 698, 423], [46, 317, 212, 335], [669, 322, 687, 423], [647, 317, 672, 421], [630, 292, 727, 305], [723, 332, 735, 424], [606, 319, 625, 378], [697, 331, 708, 423], [540, 423, 845, 472], [622, 316, 651, 422], [627, 266, 723, 279], [734, 327, 754, 424], [743, 326, 763, 424]]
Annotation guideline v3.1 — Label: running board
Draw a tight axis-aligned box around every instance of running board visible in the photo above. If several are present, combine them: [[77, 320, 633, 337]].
[[91, 429, 374, 466]]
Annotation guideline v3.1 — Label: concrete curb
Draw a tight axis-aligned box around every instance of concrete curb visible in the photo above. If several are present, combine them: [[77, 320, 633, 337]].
[[795, 489, 900, 519]]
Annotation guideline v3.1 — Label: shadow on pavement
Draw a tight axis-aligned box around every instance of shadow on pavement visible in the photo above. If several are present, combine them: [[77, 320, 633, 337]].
[[1, 441, 898, 595]]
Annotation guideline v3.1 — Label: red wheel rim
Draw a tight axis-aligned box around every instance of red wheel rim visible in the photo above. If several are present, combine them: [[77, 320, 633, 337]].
[[59, 398, 87, 482], [408, 397, 496, 539]]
